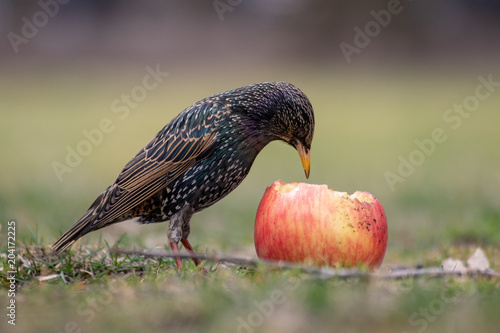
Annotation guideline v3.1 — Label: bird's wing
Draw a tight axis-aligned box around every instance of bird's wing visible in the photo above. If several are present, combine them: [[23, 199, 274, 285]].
[[53, 102, 222, 252], [88, 105, 221, 229]]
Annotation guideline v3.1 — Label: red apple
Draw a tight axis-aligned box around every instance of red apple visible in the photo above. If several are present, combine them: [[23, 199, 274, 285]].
[[254, 180, 388, 269]]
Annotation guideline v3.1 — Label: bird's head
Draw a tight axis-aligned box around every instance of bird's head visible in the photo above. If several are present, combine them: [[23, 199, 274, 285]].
[[272, 82, 315, 178], [240, 82, 315, 178]]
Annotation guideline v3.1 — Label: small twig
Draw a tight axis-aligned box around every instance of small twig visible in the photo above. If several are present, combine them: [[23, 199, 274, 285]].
[[112, 249, 258, 266], [111, 248, 500, 280], [370, 267, 500, 279]]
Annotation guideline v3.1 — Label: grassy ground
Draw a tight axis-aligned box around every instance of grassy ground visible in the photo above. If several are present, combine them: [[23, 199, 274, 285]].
[[1, 65, 499, 332]]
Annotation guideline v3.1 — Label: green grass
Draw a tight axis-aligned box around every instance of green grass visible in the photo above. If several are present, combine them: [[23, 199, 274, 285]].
[[1, 65, 500, 332], [2, 243, 500, 333], [2, 244, 500, 333]]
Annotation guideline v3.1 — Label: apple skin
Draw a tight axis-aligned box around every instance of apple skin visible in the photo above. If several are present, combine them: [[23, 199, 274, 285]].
[[254, 180, 388, 269]]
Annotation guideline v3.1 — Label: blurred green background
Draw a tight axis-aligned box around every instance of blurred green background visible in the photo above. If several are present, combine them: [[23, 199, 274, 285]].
[[1, 1, 499, 332], [2, 68, 499, 259]]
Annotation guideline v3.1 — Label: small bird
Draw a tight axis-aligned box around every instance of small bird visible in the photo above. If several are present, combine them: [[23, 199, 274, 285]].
[[52, 81, 315, 270]]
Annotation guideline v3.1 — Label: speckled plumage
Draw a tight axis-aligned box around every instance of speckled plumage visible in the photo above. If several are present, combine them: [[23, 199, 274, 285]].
[[53, 81, 315, 269]]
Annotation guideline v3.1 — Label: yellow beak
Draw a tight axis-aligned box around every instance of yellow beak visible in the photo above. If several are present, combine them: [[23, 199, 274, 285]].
[[295, 141, 311, 179]]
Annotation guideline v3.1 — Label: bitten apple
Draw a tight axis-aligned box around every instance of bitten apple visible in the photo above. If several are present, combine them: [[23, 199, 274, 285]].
[[254, 180, 388, 269]]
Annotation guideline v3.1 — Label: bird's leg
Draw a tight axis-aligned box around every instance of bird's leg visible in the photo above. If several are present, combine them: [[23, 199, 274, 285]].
[[167, 205, 196, 271], [181, 215, 201, 266], [181, 238, 201, 266], [167, 212, 184, 272], [169, 241, 183, 272]]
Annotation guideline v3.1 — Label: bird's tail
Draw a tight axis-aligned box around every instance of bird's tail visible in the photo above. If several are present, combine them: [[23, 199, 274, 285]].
[[52, 192, 105, 253]]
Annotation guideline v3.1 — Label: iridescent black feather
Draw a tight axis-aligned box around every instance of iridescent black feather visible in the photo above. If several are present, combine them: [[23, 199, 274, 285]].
[[53, 82, 315, 254]]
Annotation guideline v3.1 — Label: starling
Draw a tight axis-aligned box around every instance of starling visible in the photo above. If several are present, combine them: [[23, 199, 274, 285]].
[[52, 81, 315, 270]]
